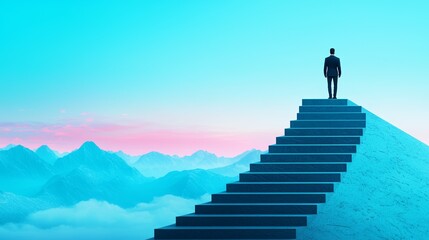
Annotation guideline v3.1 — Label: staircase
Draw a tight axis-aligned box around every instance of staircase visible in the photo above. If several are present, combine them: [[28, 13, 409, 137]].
[[153, 99, 366, 239]]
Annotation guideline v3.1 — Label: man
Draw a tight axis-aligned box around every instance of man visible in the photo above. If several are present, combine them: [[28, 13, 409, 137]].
[[324, 48, 342, 99]]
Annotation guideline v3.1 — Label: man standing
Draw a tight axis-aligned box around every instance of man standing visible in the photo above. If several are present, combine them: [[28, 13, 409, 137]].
[[324, 48, 342, 99]]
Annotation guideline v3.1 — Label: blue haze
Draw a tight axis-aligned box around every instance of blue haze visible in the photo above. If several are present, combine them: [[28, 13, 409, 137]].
[[1, 1, 429, 147], [0, 142, 259, 239]]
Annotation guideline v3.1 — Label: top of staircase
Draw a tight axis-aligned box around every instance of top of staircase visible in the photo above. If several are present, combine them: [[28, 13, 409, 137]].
[[302, 99, 349, 105]]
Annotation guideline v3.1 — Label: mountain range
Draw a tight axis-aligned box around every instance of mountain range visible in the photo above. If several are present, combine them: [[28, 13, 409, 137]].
[[209, 149, 264, 177], [141, 169, 236, 199], [0, 141, 261, 223], [0, 145, 53, 195], [37, 141, 151, 207], [111, 150, 141, 165], [133, 149, 260, 178]]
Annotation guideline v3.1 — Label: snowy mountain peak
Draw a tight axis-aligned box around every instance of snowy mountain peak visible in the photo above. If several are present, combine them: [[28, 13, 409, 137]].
[[36, 145, 57, 156], [0, 144, 17, 151], [79, 141, 101, 152], [190, 150, 217, 159], [9, 145, 32, 153], [36, 145, 52, 152], [35, 145, 58, 165], [0, 144, 53, 184], [145, 151, 169, 158], [53, 141, 142, 177]]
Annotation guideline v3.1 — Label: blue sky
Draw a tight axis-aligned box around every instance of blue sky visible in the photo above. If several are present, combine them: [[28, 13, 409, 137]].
[[0, 0, 428, 155]]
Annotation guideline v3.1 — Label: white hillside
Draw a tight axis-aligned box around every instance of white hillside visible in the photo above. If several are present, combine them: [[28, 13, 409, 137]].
[[299, 108, 429, 239]]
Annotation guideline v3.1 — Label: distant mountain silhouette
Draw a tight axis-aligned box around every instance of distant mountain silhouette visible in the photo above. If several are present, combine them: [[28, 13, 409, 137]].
[[35, 145, 58, 165], [113, 150, 141, 165], [0, 140, 263, 226], [134, 150, 252, 178], [0, 191, 52, 224], [54, 141, 139, 175], [135, 151, 176, 168], [40, 141, 151, 207], [183, 150, 219, 163], [0, 144, 17, 151], [0, 146, 53, 195], [209, 149, 264, 177], [142, 169, 236, 199]]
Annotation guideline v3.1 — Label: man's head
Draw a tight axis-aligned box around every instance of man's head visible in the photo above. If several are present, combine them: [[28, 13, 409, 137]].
[[330, 48, 335, 54]]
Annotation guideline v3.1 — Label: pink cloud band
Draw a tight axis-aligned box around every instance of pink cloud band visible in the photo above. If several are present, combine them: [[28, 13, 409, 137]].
[[0, 121, 272, 156]]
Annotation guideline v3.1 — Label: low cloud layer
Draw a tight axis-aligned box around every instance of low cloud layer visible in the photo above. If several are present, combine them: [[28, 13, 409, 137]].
[[0, 194, 210, 240]]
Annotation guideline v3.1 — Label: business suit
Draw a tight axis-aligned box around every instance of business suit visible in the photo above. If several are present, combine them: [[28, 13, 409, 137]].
[[324, 55, 342, 98]]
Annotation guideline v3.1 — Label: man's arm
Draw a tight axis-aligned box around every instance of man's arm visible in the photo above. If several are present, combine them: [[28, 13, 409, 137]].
[[337, 58, 342, 78], [323, 59, 327, 77]]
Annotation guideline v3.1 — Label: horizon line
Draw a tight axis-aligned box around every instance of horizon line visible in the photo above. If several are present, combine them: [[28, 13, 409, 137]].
[[0, 141, 266, 158]]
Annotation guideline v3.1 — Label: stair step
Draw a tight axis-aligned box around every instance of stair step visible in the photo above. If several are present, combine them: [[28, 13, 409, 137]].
[[284, 128, 363, 136], [195, 203, 318, 215], [297, 113, 366, 120], [152, 238, 299, 240], [154, 225, 297, 239], [239, 172, 341, 182], [226, 182, 334, 192], [290, 120, 366, 128], [269, 144, 357, 153], [302, 99, 348, 105], [261, 153, 352, 162], [250, 162, 347, 172], [276, 136, 360, 144], [299, 106, 362, 112], [153, 99, 367, 240], [176, 214, 307, 227], [212, 192, 326, 203]]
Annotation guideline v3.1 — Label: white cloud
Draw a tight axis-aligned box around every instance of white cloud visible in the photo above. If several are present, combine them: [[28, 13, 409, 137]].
[[0, 194, 210, 240]]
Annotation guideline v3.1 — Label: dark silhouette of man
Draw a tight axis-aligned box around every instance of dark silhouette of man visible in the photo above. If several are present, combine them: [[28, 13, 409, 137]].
[[324, 48, 342, 99]]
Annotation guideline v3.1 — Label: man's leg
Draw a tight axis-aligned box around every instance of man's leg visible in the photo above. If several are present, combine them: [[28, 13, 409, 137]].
[[333, 76, 338, 98], [327, 77, 333, 98]]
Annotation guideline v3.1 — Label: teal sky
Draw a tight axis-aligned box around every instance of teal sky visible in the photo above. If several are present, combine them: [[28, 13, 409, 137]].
[[1, 0, 428, 155]]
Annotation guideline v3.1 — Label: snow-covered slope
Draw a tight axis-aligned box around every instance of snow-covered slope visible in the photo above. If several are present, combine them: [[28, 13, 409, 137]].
[[142, 169, 236, 199], [38, 142, 151, 207], [35, 145, 58, 165], [134, 150, 246, 178], [299, 108, 429, 239], [0, 146, 53, 178], [0, 191, 51, 224], [37, 165, 149, 207], [54, 141, 140, 176], [0, 146, 53, 195], [209, 149, 263, 177], [113, 150, 141, 165], [0, 144, 17, 151]]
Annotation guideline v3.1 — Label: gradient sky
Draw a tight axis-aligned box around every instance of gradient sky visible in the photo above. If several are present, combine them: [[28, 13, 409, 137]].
[[1, 0, 428, 156]]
